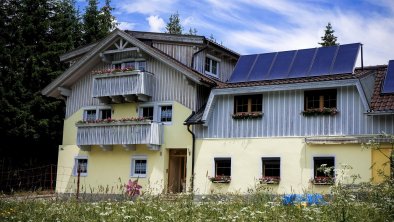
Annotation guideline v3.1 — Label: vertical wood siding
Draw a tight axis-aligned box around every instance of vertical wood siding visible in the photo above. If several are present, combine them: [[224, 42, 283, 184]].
[[193, 50, 236, 82], [194, 86, 394, 138], [66, 57, 199, 117], [153, 43, 195, 67]]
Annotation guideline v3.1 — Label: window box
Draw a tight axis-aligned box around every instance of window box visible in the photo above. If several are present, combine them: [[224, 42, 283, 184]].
[[209, 175, 231, 183], [232, 112, 263, 119], [311, 176, 335, 185], [76, 117, 149, 125], [259, 176, 280, 184], [301, 107, 338, 116], [92, 67, 136, 75]]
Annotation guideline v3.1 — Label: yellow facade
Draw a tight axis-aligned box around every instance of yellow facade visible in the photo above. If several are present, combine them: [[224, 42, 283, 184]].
[[56, 101, 193, 194], [193, 138, 371, 194], [371, 147, 392, 183]]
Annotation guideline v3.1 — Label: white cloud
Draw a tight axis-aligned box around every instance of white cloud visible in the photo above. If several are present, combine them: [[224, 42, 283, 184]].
[[146, 15, 166, 32], [117, 0, 177, 15], [116, 21, 136, 31]]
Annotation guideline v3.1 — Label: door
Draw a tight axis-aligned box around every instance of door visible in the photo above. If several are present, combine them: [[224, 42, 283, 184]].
[[168, 149, 187, 193]]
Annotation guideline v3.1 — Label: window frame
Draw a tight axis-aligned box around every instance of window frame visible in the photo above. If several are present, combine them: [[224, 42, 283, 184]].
[[140, 106, 154, 121], [261, 157, 281, 178], [83, 106, 112, 121], [159, 105, 173, 124], [304, 89, 337, 110], [112, 59, 147, 71], [131, 155, 147, 178], [73, 156, 88, 177], [234, 94, 263, 114], [213, 157, 232, 177], [313, 156, 335, 178], [204, 55, 220, 78]]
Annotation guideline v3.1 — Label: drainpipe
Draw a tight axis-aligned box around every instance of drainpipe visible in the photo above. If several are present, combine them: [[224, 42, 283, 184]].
[[186, 123, 196, 193], [361, 43, 364, 70]]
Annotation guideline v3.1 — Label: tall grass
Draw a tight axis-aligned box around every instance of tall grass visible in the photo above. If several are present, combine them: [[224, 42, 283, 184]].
[[0, 180, 393, 222]]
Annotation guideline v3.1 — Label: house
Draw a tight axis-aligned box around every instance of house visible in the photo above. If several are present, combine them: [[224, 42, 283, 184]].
[[43, 29, 393, 195]]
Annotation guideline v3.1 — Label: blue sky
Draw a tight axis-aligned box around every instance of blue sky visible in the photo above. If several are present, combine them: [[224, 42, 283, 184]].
[[76, 0, 394, 66]]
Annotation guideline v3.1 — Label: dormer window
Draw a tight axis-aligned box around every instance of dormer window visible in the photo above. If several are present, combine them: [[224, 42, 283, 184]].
[[304, 89, 337, 110], [205, 55, 220, 77]]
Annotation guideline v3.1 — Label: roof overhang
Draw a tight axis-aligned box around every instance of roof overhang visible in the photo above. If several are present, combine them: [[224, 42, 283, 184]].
[[42, 29, 211, 98]]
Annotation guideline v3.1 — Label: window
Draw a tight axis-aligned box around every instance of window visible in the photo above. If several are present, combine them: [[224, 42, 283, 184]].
[[73, 157, 88, 176], [85, 110, 96, 121], [122, 60, 147, 71], [83, 107, 111, 121], [131, 156, 147, 177], [214, 158, 231, 177], [262, 158, 280, 177], [205, 56, 220, 77], [304, 89, 337, 110], [141, 107, 154, 120], [313, 157, 335, 178], [99, 109, 111, 119], [160, 105, 172, 122], [234, 95, 262, 114]]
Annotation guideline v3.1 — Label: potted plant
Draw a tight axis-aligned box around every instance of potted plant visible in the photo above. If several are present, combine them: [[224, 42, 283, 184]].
[[209, 175, 231, 183], [259, 176, 280, 184], [232, 112, 263, 120], [311, 176, 335, 185], [302, 107, 338, 116]]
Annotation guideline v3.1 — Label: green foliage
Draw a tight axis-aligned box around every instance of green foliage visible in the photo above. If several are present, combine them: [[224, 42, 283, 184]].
[[0, 0, 87, 168], [0, 185, 393, 222], [165, 12, 183, 34], [188, 27, 198, 35], [319, 22, 339, 47], [82, 0, 115, 44]]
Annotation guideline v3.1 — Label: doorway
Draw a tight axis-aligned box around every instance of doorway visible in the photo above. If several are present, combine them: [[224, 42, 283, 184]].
[[168, 149, 187, 193]]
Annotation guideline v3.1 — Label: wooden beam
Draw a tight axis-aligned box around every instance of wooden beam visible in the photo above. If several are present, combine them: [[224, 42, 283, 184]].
[[122, 144, 136, 151], [124, 95, 137, 102], [58, 87, 71, 97], [78, 145, 91, 151], [102, 47, 140, 55], [137, 94, 149, 102], [99, 145, 113, 151], [110, 96, 123, 103]]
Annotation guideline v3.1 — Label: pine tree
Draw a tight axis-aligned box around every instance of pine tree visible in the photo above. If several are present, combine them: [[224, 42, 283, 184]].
[[319, 22, 339, 46], [165, 12, 183, 34], [82, 0, 115, 44], [0, 0, 83, 171], [188, 27, 198, 35]]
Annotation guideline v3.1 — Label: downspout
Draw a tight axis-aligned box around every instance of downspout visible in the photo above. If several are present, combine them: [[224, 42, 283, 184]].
[[186, 123, 196, 193]]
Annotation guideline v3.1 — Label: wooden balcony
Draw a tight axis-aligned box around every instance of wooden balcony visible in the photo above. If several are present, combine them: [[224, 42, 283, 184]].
[[92, 70, 154, 103], [76, 121, 163, 151]]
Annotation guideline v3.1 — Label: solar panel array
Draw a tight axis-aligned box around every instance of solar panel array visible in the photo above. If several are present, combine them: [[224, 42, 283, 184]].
[[382, 60, 394, 94], [228, 43, 361, 83]]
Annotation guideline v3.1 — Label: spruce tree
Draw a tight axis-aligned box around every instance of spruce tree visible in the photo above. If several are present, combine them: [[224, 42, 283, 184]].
[[82, 0, 101, 44], [319, 22, 339, 46], [165, 12, 183, 34]]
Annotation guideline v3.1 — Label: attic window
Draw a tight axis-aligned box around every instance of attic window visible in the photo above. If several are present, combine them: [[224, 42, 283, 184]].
[[304, 89, 337, 110], [205, 55, 220, 77]]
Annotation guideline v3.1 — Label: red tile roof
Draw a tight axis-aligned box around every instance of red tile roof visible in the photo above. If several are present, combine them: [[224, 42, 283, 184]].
[[370, 66, 394, 112]]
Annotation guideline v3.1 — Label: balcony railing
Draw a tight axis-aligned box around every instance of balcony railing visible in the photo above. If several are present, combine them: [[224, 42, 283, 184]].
[[92, 70, 154, 103], [76, 121, 163, 151]]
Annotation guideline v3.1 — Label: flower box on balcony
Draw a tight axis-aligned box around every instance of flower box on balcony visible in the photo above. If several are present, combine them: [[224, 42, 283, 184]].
[[92, 67, 136, 75], [311, 176, 335, 185], [302, 108, 338, 117], [76, 117, 150, 126], [232, 112, 263, 120], [259, 176, 280, 184], [209, 176, 231, 183]]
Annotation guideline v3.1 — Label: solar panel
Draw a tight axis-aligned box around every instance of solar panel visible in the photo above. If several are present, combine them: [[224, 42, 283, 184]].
[[382, 60, 394, 94], [248, 53, 276, 81], [227, 43, 360, 83], [288, 48, 316, 78], [228, 54, 257, 83], [309, 45, 338, 77], [331, 43, 360, 74], [266, 51, 297, 80]]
